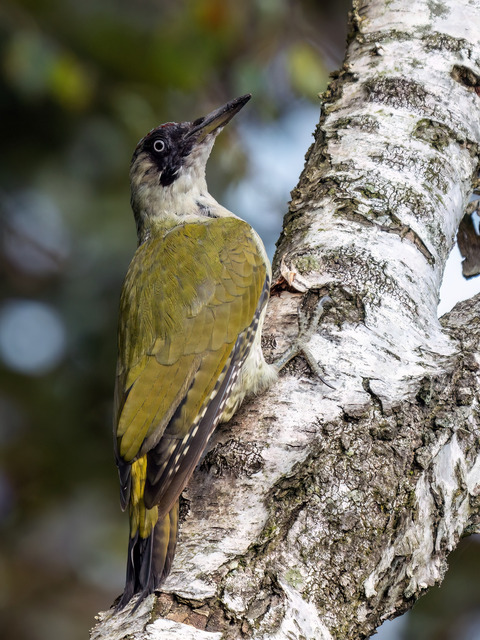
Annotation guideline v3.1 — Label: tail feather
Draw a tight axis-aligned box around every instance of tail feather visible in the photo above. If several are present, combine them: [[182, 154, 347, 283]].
[[152, 499, 179, 587], [117, 501, 179, 610]]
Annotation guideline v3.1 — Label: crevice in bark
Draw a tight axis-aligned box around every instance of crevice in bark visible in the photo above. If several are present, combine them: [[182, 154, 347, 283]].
[[338, 204, 435, 264], [451, 64, 480, 93]]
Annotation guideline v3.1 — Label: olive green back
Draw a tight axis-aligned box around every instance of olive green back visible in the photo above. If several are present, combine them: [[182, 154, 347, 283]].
[[114, 216, 267, 472]]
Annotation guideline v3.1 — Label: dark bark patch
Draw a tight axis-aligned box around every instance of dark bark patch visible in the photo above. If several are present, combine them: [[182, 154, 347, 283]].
[[451, 65, 480, 95], [364, 77, 429, 112], [202, 438, 264, 477]]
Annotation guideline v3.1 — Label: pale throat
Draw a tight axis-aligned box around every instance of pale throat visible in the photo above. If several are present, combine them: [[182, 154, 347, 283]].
[[131, 135, 235, 241], [133, 165, 231, 242]]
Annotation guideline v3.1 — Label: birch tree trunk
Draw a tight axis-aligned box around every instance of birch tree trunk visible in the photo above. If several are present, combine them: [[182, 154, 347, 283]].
[[91, 0, 480, 638]]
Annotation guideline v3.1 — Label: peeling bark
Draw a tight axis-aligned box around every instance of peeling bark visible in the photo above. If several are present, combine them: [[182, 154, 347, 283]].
[[91, 0, 480, 638]]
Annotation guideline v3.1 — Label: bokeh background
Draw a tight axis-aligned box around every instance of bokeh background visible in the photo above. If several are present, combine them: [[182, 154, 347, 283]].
[[1, 2, 479, 639]]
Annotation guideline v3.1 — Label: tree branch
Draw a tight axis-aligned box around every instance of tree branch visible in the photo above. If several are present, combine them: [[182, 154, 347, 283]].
[[91, 0, 480, 637]]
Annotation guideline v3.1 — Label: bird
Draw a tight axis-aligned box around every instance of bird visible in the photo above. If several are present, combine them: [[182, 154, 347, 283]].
[[113, 94, 280, 609]]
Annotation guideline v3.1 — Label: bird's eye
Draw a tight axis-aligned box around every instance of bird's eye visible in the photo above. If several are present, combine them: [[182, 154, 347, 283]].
[[153, 139, 166, 153]]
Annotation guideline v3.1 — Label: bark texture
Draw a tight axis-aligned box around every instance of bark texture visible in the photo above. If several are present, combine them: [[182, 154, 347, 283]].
[[91, 0, 480, 638]]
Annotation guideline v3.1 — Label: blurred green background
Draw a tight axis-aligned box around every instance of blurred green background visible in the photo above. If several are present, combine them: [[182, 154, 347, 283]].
[[0, 1, 479, 639]]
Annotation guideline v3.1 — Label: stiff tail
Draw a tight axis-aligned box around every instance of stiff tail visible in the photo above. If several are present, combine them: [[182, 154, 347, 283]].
[[117, 501, 179, 609]]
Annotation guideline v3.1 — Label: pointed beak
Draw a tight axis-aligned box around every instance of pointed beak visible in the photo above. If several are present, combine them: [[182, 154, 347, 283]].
[[185, 94, 251, 141]]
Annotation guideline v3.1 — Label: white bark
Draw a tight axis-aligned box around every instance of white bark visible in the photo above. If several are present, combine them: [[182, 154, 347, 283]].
[[91, 0, 480, 638]]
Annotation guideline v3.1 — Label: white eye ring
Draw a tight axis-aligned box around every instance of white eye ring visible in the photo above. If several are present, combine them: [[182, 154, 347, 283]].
[[153, 139, 166, 153]]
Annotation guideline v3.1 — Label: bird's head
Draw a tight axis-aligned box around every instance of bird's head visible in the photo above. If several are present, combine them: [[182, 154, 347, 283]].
[[130, 94, 251, 240]]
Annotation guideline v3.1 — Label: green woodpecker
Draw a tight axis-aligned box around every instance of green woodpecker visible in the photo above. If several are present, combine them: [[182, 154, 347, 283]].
[[114, 94, 278, 608]]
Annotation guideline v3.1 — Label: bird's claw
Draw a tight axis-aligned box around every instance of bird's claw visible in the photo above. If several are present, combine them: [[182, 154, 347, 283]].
[[273, 294, 334, 388]]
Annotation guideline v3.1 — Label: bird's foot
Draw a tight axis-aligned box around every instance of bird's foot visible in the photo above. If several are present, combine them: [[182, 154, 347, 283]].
[[273, 294, 334, 388]]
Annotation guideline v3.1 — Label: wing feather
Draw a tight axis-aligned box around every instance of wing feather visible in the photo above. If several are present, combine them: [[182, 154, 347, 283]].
[[115, 216, 268, 518]]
